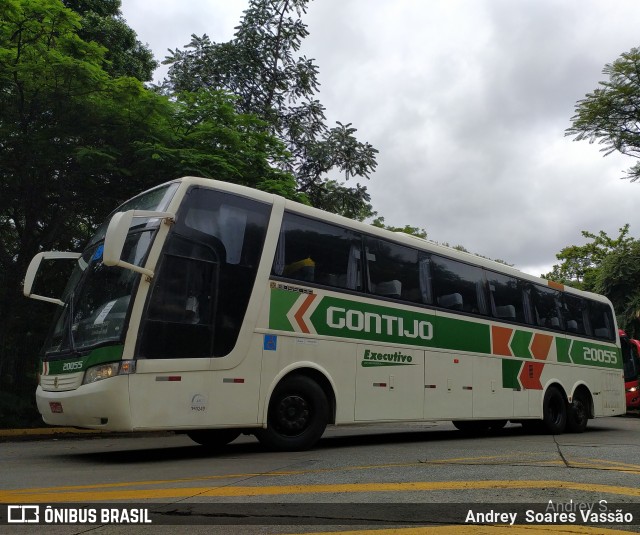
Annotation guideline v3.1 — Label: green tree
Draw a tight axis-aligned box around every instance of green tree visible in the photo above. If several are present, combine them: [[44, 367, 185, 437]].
[[62, 0, 157, 81], [135, 88, 302, 199], [594, 240, 640, 337], [0, 0, 301, 426], [163, 0, 378, 219], [543, 225, 633, 290], [371, 216, 428, 239], [567, 47, 640, 181]]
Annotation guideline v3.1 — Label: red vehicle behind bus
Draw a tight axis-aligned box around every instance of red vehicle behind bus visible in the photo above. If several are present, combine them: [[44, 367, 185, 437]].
[[620, 330, 640, 410]]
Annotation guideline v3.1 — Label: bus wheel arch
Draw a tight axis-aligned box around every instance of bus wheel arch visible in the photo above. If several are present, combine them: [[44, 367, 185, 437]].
[[257, 368, 335, 451], [566, 384, 592, 433]]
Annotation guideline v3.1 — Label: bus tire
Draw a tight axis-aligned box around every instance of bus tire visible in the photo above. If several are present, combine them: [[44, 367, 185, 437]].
[[257, 375, 329, 451], [566, 394, 589, 433], [542, 386, 567, 434], [187, 429, 241, 448]]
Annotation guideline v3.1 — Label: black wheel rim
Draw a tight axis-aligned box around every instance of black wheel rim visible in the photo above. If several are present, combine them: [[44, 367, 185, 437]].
[[274, 394, 311, 437]]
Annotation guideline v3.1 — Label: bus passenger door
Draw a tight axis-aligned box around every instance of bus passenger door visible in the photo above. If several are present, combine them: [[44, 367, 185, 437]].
[[354, 345, 424, 421], [423, 351, 473, 419]]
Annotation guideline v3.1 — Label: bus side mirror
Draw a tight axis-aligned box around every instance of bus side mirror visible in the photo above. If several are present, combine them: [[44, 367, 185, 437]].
[[103, 210, 174, 278], [24, 251, 82, 305]]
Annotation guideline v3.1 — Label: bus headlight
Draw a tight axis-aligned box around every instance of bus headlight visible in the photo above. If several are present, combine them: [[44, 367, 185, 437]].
[[83, 360, 136, 384], [627, 385, 638, 393]]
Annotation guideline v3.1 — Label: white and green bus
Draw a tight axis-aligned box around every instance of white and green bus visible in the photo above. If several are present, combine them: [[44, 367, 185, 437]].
[[24, 176, 625, 450]]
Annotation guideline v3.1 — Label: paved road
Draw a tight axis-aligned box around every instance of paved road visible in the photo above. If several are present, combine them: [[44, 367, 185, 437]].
[[1, 416, 639, 534]]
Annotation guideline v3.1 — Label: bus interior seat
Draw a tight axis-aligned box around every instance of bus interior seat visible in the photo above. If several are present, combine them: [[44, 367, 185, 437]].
[[549, 317, 560, 328], [495, 305, 516, 319], [437, 293, 463, 310], [594, 327, 610, 338], [375, 280, 402, 298], [567, 320, 578, 332]]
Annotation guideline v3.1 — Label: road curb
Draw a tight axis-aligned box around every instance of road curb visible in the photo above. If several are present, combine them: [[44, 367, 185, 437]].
[[0, 427, 174, 441], [0, 427, 107, 439]]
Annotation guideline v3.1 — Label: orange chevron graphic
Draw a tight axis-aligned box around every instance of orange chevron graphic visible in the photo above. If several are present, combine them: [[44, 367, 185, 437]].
[[492, 325, 512, 356], [293, 294, 317, 333], [531, 333, 553, 360]]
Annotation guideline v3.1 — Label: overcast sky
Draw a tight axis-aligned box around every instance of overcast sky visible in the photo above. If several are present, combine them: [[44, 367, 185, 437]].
[[121, 0, 640, 277]]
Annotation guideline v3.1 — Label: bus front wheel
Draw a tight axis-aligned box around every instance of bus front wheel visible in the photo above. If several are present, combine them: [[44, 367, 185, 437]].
[[257, 375, 329, 451], [542, 386, 567, 434]]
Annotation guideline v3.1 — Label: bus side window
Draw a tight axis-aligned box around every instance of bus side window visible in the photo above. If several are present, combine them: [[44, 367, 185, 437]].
[[273, 213, 362, 291], [364, 237, 423, 303], [487, 272, 526, 323], [589, 301, 614, 340], [531, 285, 563, 331], [561, 295, 588, 336], [431, 255, 488, 315]]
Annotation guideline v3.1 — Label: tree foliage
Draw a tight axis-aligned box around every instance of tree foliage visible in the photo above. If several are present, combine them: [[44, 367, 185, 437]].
[[543, 225, 633, 290], [567, 47, 640, 181], [545, 225, 640, 335], [61, 0, 157, 81], [371, 216, 428, 239], [163, 0, 379, 219], [594, 240, 640, 338], [0, 0, 301, 420]]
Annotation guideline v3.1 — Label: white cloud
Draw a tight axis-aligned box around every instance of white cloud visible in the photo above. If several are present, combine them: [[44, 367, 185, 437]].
[[121, 0, 640, 276]]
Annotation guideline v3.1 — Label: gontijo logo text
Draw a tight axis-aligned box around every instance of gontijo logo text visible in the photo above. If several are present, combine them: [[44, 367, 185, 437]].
[[327, 306, 433, 340]]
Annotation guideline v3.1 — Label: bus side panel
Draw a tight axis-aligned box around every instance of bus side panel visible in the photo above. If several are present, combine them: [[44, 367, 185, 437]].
[[598, 370, 626, 416], [128, 350, 263, 430], [354, 345, 424, 421], [423, 351, 472, 419], [472, 356, 514, 419]]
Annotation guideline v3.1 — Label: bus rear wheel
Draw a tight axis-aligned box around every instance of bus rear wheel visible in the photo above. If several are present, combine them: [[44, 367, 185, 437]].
[[566, 394, 589, 433], [542, 386, 567, 434], [257, 375, 329, 451], [187, 429, 241, 448]]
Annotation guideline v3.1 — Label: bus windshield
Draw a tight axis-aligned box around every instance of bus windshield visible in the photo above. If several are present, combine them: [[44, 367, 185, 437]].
[[43, 183, 179, 356]]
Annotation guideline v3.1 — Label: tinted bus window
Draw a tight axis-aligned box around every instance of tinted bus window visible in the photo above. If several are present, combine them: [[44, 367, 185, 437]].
[[273, 213, 363, 291], [589, 301, 615, 340], [487, 272, 527, 323], [431, 256, 488, 315], [561, 294, 589, 336], [530, 285, 563, 330], [365, 237, 425, 303], [139, 188, 271, 358]]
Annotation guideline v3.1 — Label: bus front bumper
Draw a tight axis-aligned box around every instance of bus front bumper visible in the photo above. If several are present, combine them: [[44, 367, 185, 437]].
[[36, 375, 133, 431]]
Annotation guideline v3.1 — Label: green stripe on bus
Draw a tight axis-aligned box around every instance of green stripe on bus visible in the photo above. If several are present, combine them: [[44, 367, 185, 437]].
[[43, 345, 124, 375], [268, 288, 299, 332], [510, 330, 533, 359], [502, 359, 522, 389], [268, 288, 621, 370], [556, 338, 572, 364]]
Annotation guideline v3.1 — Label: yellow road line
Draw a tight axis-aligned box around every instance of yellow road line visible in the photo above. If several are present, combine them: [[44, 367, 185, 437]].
[[1, 480, 639, 503], [6, 453, 638, 496]]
